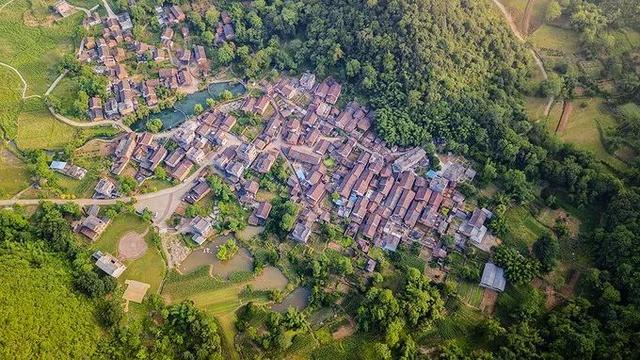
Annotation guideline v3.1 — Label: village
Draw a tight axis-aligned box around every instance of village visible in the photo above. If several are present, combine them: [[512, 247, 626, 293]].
[[45, 0, 509, 313], [61, 65, 505, 294]]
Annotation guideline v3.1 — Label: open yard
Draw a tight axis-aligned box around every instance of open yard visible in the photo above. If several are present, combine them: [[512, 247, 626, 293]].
[[530, 24, 581, 55], [119, 230, 166, 295], [91, 213, 150, 254]]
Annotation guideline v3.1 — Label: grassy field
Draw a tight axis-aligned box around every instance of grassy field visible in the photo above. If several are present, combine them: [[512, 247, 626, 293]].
[[524, 96, 549, 121], [557, 98, 627, 171], [49, 75, 84, 120], [91, 213, 150, 254], [503, 205, 549, 251], [0, 145, 30, 199], [14, 98, 119, 151], [530, 25, 581, 55], [0, 0, 84, 95], [119, 231, 167, 295]]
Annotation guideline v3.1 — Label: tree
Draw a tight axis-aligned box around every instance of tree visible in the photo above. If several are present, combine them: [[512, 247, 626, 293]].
[[145, 118, 163, 133], [193, 103, 204, 114], [540, 73, 564, 97], [532, 234, 560, 272], [494, 246, 540, 285], [502, 169, 534, 204], [216, 239, 239, 261], [545, 1, 562, 22]]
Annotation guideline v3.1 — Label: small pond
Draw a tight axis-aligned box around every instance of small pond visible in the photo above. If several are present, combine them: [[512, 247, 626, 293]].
[[271, 287, 311, 312], [132, 81, 246, 132], [249, 266, 288, 291], [178, 235, 253, 279]]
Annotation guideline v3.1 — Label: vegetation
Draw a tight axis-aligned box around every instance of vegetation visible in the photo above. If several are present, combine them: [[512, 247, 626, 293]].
[[217, 238, 239, 261]]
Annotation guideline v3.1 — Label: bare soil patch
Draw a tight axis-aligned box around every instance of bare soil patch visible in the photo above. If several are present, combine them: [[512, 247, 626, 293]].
[[480, 288, 499, 314], [332, 318, 355, 340], [556, 100, 573, 133], [118, 231, 148, 260]]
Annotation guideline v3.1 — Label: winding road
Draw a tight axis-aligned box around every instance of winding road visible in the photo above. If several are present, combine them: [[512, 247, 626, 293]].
[[490, 0, 555, 116]]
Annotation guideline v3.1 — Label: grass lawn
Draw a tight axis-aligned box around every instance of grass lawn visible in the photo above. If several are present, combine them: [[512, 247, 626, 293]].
[[0, 146, 30, 199], [49, 75, 85, 121], [53, 156, 110, 198], [542, 100, 563, 131], [530, 25, 581, 55], [119, 230, 167, 295], [557, 98, 627, 172], [91, 213, 149, 254]]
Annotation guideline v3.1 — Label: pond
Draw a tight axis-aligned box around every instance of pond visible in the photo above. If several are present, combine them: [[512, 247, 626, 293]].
[[271, 287, 311, 312], [249, 266, 288, 291], [132, 81, 246, 132], [178, 235, 253, 279]]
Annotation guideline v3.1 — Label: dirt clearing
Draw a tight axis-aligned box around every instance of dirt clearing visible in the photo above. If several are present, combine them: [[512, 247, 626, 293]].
[[556, 100, 573, 133], [118, 231, 148, 260]]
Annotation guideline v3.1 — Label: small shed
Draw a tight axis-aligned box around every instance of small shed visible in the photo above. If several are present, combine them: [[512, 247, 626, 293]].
[[479, 262, 506, 292]]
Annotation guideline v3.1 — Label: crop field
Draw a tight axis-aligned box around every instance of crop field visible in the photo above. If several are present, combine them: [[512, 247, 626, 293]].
[[0, 68, 23, 139], [0, 146, 30, 199], [91, 213, 149, 254]]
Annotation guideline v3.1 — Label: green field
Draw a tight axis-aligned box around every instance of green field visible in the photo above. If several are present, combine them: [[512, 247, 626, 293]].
[[0, 0, 84, 95], [49, 75, 85, 120], [119, 231, 167, 295], [91, 213, 150, 254], [503, 205, 549, 251], [530, 25, 581, 55], [557, 98, 627, 171], [0, 145, 30, 199]]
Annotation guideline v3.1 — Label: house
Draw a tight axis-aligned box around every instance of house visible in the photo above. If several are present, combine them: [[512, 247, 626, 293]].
[[325, 82, 342, 104], [252, 151, 277, 174], [224, 161, 245, 182], [290, 222, 311, 244], [169, 159, 193, 182], [249, 202, 272, 226], [177, 69, 193, 86], [479, 263, 506, 292], [186, 147, 206, 164], [88, 97, 104, 121], [78, 216, 108, 241], [392, 148, 426, 173], [286, 147, 321, 165], [94, 178, 116, 198], [165, 148, 186, 168], [54, 0, 73, 17], [193, 45, 207, 66], [189, 216, 212, 245], [366, 258, 377, 273], [254, 96, 270, 115], [184, 178, 210, 204], [93, 251, 126, 278], [50, 161, 87, 180], [299, 72, 316, 90], [236, 142, 257, 163], [141, 146, 167, 171]]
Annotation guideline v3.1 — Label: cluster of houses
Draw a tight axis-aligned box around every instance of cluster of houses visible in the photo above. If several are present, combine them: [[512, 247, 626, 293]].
[[196, 73, 497, 273], [75, 5, 211, 122]]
